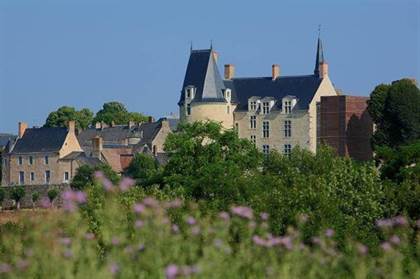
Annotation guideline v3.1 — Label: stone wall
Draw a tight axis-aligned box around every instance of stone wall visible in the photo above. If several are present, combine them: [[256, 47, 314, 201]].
[[0, 184, 70, 210]]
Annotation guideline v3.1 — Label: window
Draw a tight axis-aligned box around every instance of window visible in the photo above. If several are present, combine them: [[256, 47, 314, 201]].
[[262, 121, 270, 138], [45, 171, 51, 184], [18, 156, 23, 165], [284, 144, 292, 157], [29, 156, 33, 165], [19, 171, 25, 184], [284, 120, 292, 138], [152, 145, 157, 155], [262, 102, 270, 114], [262, 145, 270, 155], [186, 90, 191, 98], [31, 172, 35, 182], [186, 104, 191, 116], [250, 135, 256, 144], [44, 156, 49, 165], [64, 172, 69, 183], [284, 101, 292, 114], [250, 116, 256, 129], [249, 101, 257, 111]]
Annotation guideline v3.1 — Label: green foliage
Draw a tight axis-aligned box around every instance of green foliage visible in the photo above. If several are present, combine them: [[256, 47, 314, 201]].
[[0, 150, 2, 184], [47, 189, 59, 202], [44, 106, 94, 130], [32, 192, 40, 202], [10, 186, 25, 206], [92, 102, 148, 125], [72, 164, 120, 190], [163, 121, 262, 202], [124, 153, 161, 187], [368, 79, 420, 148], [0, 187, 5, 203]]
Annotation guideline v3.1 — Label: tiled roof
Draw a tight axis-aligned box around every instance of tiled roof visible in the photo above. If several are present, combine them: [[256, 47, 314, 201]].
[[179, 49, 226, 105], [60, 151, 102, 166], [11, 127, 68, 154]]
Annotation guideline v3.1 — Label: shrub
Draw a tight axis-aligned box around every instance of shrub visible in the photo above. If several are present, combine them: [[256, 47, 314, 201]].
[[10, 186, 25, 210], [47, 189, 59, 204]]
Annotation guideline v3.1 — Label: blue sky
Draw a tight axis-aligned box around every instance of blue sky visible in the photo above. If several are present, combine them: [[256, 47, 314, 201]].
[[0, 0, 419, 133]]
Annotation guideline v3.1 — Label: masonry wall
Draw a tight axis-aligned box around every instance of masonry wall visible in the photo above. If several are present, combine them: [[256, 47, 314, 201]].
[[180, 102, 236, 129], [320, 95, 373, 161]]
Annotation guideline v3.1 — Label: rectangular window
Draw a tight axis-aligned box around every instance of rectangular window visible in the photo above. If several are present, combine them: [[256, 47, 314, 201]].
[[18, 156, 23, 165], [250, 116, 256, 129], [45, 170, 51, 184], [262, 145, 270, 155], [250, 135, 256, 144], [284, 120, 292, 138], [44, 156, 49, 165], [249, 101, 257, 111], [263, 102, 270, 114], [284, 144, 292, 157], [64, 172, 69, 182], [29, 156, 33, 165], [186, 104, 191, 116], [262, 121, 270, 138], [284, 101, 292, 114], [19, 171, 25, 184], [30, 172, 35, 182]]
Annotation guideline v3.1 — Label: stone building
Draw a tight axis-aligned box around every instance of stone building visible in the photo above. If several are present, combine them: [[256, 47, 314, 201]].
[[1, 121, 99, 186], [319, 95, 373, 160], [179, 37, 338, 155]]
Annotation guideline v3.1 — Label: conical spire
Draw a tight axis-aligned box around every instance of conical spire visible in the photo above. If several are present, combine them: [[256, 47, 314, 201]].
[[314, 36, 325, 76]]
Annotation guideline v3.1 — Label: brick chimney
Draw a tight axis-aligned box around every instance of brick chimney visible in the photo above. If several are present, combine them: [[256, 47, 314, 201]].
[[67, 120, 76, 134], [224, 64, 235, 80], [92, 136, 103, 160], [319, 62, 329, 78], [272, 64, 280, 80], [18, 122, 28, 139]]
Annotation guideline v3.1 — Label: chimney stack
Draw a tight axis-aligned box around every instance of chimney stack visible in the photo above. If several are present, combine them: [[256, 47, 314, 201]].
[[272, 64, 280, 80], [92, 136, 103, 160], [319, 62, 329, 78], [67, 120, 76, 133], [18, 122, 28, 139], [224, 64, 235, 80]]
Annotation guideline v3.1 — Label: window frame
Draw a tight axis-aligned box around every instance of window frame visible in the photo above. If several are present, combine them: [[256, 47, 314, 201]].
[[262, 121, 270, 138], [250, 115, 256, 129], [284, 120, 292, 138], [262, 102, 270, 114], [262, 144, 270, 155], [19, 171, 25, 184], [45, 170, 51, 184], [284, 144, 292, 157]]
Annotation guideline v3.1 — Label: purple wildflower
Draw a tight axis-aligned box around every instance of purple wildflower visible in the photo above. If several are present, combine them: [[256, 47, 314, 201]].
[[111, 237, 120, 246], [171, 224, 179, 233], [186, 216, 196, 225], [252, 235, 270, 247], [376, 218, 393, 228], [63, 250, 73, 258], [392, 216, 407, 227], [74, 191, 87, 203], [63, 200, 77, 213], [94, 171, 104, 179], [325, 229, 335, 238], [279, 236, 293, 250], [109, 262, 120, 275], [135, 220, 144, 229], [133, 203, 145, 214], [191, 226, 201, 236], [218, 211, 230, 221], [59, 237, 72, 246], [260, 212, 269, 221], [40, 197, 51, 208], [389, 235, 401, 245], [311, 237, 321, 245], [165, 264, 179, 279], [381, 242, 392, 251], [102, 178, 113, 192], [16, 259, 30, 270], [356, 243, 368, 255], [416, 219, 420, 229], [143, 197, 159, 207], [0, 263, 12, 274], [119, 177, 135, 192], [165, 198, 182, 209], [62, 190, 75, 201], [84, 233, 95, 240], [230, 206, 253, 219]]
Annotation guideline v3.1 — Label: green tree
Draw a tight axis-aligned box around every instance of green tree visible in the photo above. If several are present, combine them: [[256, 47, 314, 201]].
[[47, 189, 59, 206], [368, 79, 420, 148], [0, 188, 5, 211], [71, 164, 119, 190], [44, 106, 94, 130], [10, 186, 25, 210], [163, 121, 262, 203], [93, 102, 148, 125], [32, 192, 40, 209], [125, 153, 160, 187], [0, 149, 2, 184]]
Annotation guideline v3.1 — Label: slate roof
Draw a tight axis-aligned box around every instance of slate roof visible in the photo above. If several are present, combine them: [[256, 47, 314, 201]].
[[179, 49, 226, 105], [11, 127, 68, 154], [0, 134, 16, 149], [60, 151, 102, 166]]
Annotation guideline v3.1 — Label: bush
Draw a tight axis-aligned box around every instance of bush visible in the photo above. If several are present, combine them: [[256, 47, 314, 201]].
[[10, 186, 25, 210], [124, 153, 161, 187], [47, 189, 59, 203], [72, 164, 119, 190]]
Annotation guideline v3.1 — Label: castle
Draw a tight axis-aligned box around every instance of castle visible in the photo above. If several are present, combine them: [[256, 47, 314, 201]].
[[179, 37, 338, 154]]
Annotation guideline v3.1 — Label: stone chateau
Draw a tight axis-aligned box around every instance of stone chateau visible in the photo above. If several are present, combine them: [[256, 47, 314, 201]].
[[179, 37, 372, 157]]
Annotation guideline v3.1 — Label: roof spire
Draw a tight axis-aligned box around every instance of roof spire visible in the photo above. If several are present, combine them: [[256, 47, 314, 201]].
[[314, 25, 325, 76], [210, 39, 213, 50], [190, 41, 193, 53]]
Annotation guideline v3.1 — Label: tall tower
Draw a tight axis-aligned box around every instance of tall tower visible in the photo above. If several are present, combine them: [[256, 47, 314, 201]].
[[314, 35, 329, 79], [178, 48, 235, 129]]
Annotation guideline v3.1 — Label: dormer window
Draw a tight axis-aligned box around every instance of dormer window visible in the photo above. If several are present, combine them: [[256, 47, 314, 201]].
[[262, 102, 270, 114], [284, 101, 292, 114], [282, 96, 297, 114], [224, 89, 232, 102], [250, 101, 257, 111], [185, 86, 195, 100]]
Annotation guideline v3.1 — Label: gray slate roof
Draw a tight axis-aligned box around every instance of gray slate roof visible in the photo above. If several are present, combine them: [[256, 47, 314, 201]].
[[11, 127, 68, 154], [60, 151, 102, 166], [0, 134, 16, 149], [179, 49, 226, 105]]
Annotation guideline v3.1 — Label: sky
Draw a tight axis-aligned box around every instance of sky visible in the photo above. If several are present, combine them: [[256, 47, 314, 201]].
[[0, 0, 419, 134]]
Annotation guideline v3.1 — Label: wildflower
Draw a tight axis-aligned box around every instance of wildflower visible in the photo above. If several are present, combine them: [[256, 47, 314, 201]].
[[59, 237, 72, 246], [389, 235, 401, 245], [137, 244, 145, 252], [143, 197, 159, 207], [218, 211, 230, 221], [230, 206, 253, 219], [165, 198, 182, 209], [40, 197, 51, 208], [16, 259, 30, 271], [248, 221, 257, 229], [298, 213, 309, 224], [94, 171, 113, 191], [392, 216, 407, 227], [356, 243, 368, 255], [0, 263, 11, 274], [109, 262, 120, 275], [311, 237, 321, 245], [165, 264, 178, 279], [416, 219, 420, 229], [381, 242, 392, 251], [325, 229, 335, 238], [171, 224, 179, 234], [376, 218, 393, 228], [63, 200, 77, 213], [135, 220, 144, 229], [119, 177, 135, 192], [94, 171, 104, 179], [84, 233, 95, 240], [260, 212, 269, 221], [62, 190, 75, 201], [133, 203, 145, 214], [63, 250, 73, 258], [111, 237, 120, 246], [252, 235, 270, 247], [191, 226, 201, 236], [213, 238, 223, 248], [279, 236, 293, 250], [74, 191, 87, 203], [186, 216, 196, 225]]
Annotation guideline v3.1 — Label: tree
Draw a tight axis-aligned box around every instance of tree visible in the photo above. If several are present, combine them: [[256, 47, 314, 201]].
[[0, 188, 5, 211], [71, 163, 120, 190], [0, 150, 2, 184], [163, 121, 262, 202], [44, 106, 94, 130], [47, 189, 59, 207], [32, 192, 40, 210], [93, 102, 148, 125], [368, 79, 420, 148], [125, 153, 160, 187], [11, 186, 25, 210]]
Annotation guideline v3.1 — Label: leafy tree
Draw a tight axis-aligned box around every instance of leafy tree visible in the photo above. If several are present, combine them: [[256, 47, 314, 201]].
[[71, 163, 120, 190], [0, 188, 5, 211], [11, 186, 25, 210], [93, 102, 148, 125], [163, 121, 262, 203], [125, 153, 160, 187], [0, 149, 2, 184], [47, 189, 59, 206], [368, 79, 420, 148], [32, 192, 40, 209], [44, 106, 94, 130]]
